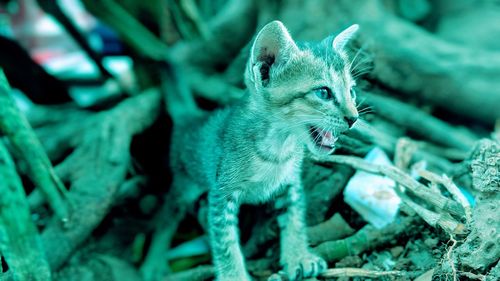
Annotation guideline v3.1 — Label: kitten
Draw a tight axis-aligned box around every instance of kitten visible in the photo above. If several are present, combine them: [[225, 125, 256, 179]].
[[163, 21, 359, 281]]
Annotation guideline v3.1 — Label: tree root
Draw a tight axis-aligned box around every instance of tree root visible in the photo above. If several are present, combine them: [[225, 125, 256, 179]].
[[0, 141, 52, 281], [0, 70, 70, 221], [41, 89, 161, 270]]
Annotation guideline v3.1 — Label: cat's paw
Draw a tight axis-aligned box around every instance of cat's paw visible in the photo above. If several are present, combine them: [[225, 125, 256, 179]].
[[282, 251, 327, 280]]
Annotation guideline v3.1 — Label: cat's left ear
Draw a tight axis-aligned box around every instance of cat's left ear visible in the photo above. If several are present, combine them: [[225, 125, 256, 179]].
[[332, 24, 359, 52], [249, 21, 298, 86]]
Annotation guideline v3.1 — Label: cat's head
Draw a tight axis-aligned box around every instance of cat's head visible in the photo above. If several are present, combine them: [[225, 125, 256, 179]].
[[245, 21, 360, 156]]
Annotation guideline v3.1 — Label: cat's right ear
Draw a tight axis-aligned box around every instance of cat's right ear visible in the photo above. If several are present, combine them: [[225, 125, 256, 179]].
[[249, 21, 298, 87], [332, 24, 359, 53]]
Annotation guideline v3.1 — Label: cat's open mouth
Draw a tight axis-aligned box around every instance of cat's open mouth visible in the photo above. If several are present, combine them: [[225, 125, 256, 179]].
[[309, 126, 338, 150]]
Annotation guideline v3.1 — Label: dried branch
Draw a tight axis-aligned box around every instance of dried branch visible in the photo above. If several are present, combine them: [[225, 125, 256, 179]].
[[307, 213, 355, 246], [418, 170, 472, 223], [0, 141, 52, 281], [314, 154, 465, 218], [42, 89, 162, 270], [0, 70, 70, 221], [403, 198, 465, 235], [313, 215, 417, 263], [268, 268, 408, 281], [321, 268, 407, 278]]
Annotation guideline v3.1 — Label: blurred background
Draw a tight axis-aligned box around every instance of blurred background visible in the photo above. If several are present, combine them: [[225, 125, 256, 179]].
[[0, 0, 499, 281]]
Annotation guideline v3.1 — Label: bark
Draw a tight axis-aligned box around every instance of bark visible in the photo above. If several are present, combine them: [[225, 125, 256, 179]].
[[0, 70, 70, 220], [0, 142, 52, 281], [41, 90, 161, 270]]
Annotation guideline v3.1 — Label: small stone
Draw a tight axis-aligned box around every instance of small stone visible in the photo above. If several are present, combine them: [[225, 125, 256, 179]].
[[424, 238, 439, 249], [390, 246, 404, 258]]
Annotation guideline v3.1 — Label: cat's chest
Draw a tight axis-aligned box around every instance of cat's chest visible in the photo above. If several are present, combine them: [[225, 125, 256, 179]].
[[241, 157, 300, 203], [251, 158, 297, 183]]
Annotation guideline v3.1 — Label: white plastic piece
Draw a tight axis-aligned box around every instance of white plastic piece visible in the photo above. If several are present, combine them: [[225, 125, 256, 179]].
[[343, 147, 401, 229]]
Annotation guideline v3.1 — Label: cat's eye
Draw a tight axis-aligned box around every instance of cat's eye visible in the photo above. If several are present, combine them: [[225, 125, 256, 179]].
[[350, 88, 357, 99], [314, 87, 335, 102]]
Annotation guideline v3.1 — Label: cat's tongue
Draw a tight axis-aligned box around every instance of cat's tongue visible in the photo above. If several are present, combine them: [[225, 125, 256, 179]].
[[320, 130, 335, 146], [322, 130, 332, 140]]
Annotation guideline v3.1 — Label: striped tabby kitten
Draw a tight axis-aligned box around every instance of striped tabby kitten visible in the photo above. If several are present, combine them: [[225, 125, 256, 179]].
[[168, 21, 359, 281]]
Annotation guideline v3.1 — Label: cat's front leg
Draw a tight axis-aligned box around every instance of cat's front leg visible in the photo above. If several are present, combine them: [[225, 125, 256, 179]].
[[208, 189, 252, 281], [275, 181, 327, 280]]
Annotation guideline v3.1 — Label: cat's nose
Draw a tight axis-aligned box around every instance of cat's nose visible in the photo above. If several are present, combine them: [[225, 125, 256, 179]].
[[344, 116, 358, 128]]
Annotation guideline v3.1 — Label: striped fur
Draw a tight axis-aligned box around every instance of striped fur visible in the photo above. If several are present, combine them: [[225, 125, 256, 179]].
[[166, 21, 359, 281]]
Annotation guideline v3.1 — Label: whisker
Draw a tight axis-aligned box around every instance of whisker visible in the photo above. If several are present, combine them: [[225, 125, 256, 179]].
[[350, 57, 372, 74], [352, 67, 373, 75], [356, 97, 368, 108], [359, 109, 375, 116], [351, 57, 372, 72], [352, 67, 373, 77], [348, 45, 368, 71], [358, 106, 374, 113]]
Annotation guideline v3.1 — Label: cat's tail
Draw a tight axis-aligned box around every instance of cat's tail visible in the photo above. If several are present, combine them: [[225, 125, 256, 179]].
[[162, 62, 205, 124]]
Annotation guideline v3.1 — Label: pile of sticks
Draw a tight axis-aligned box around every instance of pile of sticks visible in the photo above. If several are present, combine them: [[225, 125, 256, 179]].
[[1, 0, 499, 280]]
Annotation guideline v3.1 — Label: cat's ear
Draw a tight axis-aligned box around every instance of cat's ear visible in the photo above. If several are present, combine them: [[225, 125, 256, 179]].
[[250, 21, 298, 86], [332, 24, 359, 52]]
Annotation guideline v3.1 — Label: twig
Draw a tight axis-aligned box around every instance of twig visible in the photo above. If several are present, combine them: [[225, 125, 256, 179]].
[[321, 268, 406, 278], [268, 268, 407, 280], [313, 154, 465, 218], [418, 170, 472, 223], [459, 271, 486, 280], [403, 199, 465, 235], [0, 70, 70, 221], [307, 213, 355, 246], [316, 154, 467, 235], [394, 137, 418, 170], [313, 216, 417, 263]]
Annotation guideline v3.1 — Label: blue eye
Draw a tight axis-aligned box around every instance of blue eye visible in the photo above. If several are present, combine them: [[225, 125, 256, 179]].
[[314, 87, 334, 101], [350, 88, 356, 99]]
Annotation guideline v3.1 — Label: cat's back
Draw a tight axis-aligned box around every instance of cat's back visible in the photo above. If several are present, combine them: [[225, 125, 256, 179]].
[[170, 106, 234, 186]]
